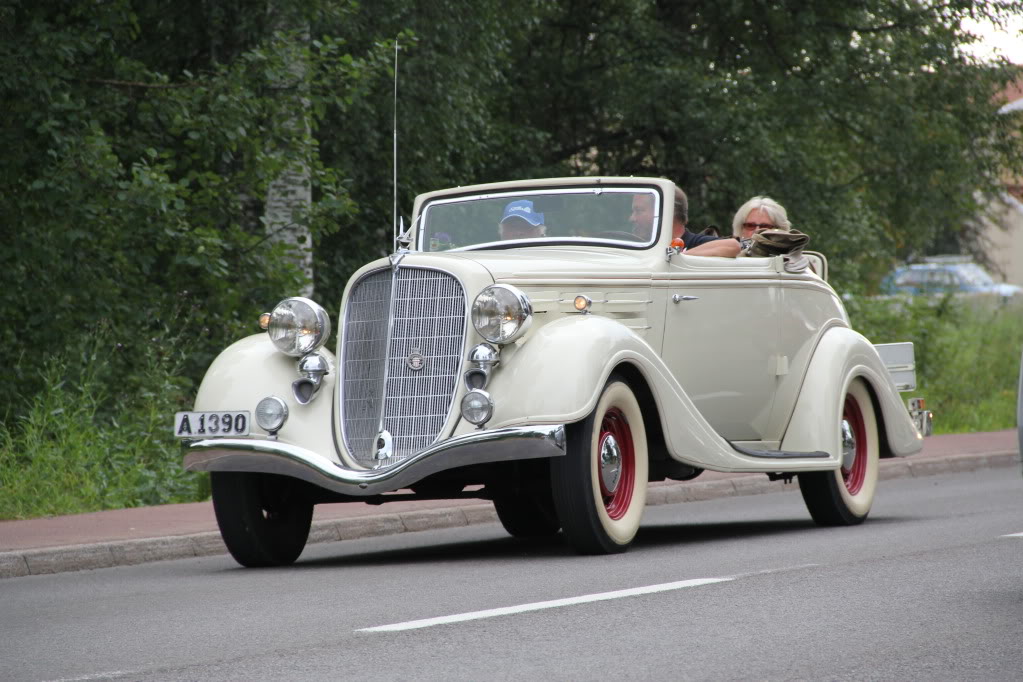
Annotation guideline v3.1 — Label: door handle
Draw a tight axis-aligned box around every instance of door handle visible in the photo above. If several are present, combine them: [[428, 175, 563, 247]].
[[672, 294, 699, 303]]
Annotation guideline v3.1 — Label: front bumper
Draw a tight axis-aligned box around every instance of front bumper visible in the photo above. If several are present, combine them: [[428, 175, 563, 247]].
[[183, 424, 566, 496]]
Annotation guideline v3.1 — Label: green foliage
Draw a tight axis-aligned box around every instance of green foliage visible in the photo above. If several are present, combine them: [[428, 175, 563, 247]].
[[0, 0, 385, 417], [1, 0, 1022, 517], [311, 4, 517, 302], [480, 1, 1023, 290], [846, 295, 1023, 434], [0, 325, 207, 520]]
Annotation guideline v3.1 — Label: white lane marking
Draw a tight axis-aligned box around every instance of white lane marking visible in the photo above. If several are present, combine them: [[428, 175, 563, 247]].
[[734, 562, 820, 577], [45, 673, 135, 681], [358, 577, 732, 633], [1002, 532, 1023, 537]]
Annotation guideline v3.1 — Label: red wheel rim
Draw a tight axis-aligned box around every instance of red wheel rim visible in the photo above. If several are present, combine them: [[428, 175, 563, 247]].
[[597, 407, 635, 520], [841, 394, 867, 494]]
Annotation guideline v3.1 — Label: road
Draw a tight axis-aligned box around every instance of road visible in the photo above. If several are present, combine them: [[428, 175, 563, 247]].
[[2, 467, 1021, 682]]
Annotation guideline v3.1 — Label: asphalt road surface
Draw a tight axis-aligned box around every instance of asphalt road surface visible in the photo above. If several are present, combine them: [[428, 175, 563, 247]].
[[2, 467, 1021, 682]]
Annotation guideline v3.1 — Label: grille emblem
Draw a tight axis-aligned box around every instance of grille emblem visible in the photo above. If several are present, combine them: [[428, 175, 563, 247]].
[[406, 349, 426, 371]]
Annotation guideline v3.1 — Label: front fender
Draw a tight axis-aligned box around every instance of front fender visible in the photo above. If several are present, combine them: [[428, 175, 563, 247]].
[[193, 334, 340, 464], [781, 327, 924, 458], [485, 315, 660, 428]]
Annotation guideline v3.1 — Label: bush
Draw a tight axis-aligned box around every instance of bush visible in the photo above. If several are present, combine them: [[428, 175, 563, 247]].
[[846, 295, 1023, 434], [0, 326, 209, 520]]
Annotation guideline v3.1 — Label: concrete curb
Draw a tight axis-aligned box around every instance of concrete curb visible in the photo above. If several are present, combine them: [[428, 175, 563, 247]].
[[2, 450, 1018, 580]]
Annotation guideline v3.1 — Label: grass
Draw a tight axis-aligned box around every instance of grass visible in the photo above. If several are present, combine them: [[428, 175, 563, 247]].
[[846, 294, 1023, 434], [0, 328, 209, 520]]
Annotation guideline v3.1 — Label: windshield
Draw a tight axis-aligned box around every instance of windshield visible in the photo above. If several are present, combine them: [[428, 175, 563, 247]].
[[417, 187, 662, 252]]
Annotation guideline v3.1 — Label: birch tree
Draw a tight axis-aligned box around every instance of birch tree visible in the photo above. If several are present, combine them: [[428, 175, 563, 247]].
[[264, 11, 314, 297]]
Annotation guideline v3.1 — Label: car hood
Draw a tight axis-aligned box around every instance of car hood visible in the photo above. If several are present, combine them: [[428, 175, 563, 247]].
[[339, 247, 662, 318], [442, 246, 660, 284]]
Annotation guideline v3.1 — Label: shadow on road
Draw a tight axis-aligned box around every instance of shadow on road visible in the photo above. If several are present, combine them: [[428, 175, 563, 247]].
[[269, 514, 912, 573]]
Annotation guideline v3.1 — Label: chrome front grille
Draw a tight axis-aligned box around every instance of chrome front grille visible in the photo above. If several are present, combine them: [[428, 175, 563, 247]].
[[340, 270, 392, 461], [340, 267, 466, 465]]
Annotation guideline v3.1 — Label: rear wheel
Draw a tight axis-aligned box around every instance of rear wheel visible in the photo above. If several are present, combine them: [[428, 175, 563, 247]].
[[798, 379, 879, 526], [551, 376, 648, 554], [211, 472, 313, 567]]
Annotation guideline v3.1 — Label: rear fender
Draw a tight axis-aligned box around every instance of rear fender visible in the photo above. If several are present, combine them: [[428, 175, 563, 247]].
[[781, 327, 924, 458]]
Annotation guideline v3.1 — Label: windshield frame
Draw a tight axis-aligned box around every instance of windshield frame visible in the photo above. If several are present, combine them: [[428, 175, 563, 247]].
[[415, 185, 664, 253]]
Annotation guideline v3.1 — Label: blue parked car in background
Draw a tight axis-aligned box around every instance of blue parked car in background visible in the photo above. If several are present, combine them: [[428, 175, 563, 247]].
[[881, 257, 1021, 300]]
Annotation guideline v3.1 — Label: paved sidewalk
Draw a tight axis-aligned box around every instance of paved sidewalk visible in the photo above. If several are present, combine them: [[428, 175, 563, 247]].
[[1, 430, 1018, 579]]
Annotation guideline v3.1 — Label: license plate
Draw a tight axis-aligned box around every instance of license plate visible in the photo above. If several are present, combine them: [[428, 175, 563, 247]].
[[174, 411, 250, 438]]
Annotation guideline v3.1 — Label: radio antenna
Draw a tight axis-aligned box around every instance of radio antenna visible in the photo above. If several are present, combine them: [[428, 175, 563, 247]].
[[392, 38, 399, 252]]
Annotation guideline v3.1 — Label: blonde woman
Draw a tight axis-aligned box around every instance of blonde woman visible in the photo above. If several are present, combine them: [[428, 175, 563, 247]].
[[732, 195, 792, 242], [732, 196, 809, 269]]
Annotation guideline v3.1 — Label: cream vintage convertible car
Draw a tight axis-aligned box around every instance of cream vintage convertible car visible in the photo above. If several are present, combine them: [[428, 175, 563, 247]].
[[176, 177, 930, 567]]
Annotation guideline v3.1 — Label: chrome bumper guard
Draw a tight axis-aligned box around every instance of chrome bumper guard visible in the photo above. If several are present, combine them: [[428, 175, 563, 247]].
[[183, 424, 566, 496]]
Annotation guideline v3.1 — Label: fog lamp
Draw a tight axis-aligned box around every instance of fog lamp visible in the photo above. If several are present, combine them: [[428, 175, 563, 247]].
[[573, 295, 592, 313], [255, 396, 289, 435], [460, 389, 494, 426]]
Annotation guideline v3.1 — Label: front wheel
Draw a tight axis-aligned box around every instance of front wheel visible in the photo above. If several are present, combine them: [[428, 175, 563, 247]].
[[493, 486, 562, 539], [798, 378, 880, 526], [211, 472, 314, 567], [551, 376, 648, 554]]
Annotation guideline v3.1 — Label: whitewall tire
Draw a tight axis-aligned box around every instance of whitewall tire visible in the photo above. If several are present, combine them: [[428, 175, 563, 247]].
[[798, 378, 879, 526], [551, 376, 648, 553]]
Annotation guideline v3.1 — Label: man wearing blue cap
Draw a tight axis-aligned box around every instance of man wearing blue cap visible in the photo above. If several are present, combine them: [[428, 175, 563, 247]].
[[499, 199, 547, 240]]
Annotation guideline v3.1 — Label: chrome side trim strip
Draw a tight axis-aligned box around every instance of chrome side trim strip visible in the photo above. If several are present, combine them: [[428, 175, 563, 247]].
[[183, 424, 566, 496]]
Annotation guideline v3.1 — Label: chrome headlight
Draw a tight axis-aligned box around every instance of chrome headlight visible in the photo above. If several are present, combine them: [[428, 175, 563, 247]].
[[471, 285, 532, 344], [267, 297, 332, 357]]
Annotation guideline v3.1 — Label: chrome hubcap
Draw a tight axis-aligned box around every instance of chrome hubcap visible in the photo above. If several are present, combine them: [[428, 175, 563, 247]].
[[600, 434, 622, 494], [840, 419, 856, 471]]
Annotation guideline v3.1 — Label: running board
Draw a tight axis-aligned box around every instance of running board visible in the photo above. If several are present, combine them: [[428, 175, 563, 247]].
[[729, 442, 830, 459]]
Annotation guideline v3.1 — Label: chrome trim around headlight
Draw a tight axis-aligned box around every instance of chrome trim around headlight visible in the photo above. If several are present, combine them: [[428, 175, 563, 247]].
[[268, 297, 332, 357], [471, 284, 533, 344], [183, 424, 567, 496]]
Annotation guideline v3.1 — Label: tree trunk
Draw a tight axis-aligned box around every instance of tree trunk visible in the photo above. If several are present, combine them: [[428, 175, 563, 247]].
[[264, 11, 313, 297]]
